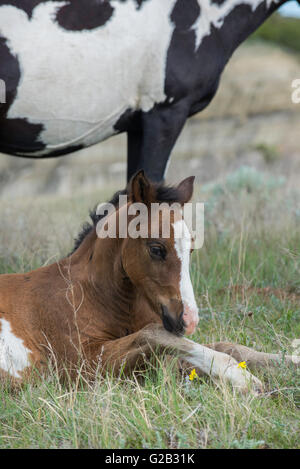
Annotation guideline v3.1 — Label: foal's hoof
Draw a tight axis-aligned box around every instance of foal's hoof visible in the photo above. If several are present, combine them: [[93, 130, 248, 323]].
[[247, 376, 264, 396], [239, 375, 264, 396], [225, 365, 264, 396]]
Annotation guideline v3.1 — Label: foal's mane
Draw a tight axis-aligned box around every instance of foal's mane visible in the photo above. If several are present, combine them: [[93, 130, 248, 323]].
[[71, 182, 184, 255]]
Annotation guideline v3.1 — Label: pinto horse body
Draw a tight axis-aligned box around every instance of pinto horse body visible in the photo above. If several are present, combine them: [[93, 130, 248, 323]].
[[0, 172, 297, 390], [0, 0, 297, 181]]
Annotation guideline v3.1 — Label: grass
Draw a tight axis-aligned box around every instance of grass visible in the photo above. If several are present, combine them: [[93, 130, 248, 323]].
[[0, 169, 299, 449]]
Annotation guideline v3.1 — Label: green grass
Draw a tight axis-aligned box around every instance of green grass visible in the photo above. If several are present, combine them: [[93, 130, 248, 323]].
[[250, 13, 300, 53], [0, 171, 300, 449]]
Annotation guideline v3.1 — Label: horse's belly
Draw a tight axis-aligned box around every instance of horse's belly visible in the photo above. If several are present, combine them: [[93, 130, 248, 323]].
[[0, 0, 176, 156]]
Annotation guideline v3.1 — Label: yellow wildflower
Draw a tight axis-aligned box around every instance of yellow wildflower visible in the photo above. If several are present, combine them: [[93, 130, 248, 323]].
[[237, 361, 247, 369], [189, 368, 198, 381]]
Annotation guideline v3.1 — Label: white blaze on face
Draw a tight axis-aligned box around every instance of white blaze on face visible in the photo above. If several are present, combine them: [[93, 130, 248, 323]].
[[0, 318, 31, 378], [173, 220, 199, 335]]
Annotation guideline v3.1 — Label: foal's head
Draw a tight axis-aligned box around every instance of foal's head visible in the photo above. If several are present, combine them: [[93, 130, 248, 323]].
[[96, 171, 199, 336]]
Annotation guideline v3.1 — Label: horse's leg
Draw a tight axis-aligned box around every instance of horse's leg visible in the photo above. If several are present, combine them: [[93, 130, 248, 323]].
[[204, 342, 299, 370], [127, 128, 143, 182], [126, 102, 189, 183], [98, 324, 263, 394]]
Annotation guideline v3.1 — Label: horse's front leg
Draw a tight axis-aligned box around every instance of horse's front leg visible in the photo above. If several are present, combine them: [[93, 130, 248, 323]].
[[97, 324, 263, 394], [204, 342, 300, 370], [127, 101, 189, 183]]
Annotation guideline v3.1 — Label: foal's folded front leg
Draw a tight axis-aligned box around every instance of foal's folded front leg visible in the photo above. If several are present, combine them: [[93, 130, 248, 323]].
[[99, 324, 263, 394]]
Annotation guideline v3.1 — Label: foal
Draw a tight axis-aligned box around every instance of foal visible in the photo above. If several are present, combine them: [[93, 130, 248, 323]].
[[0, 171, 297, 392]]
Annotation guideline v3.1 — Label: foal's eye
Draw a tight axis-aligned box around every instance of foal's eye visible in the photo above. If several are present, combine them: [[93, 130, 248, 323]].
[[149, 245, 166, 260]]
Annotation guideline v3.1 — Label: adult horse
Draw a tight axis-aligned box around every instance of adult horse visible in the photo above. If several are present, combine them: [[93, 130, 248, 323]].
[[0, 171, 297, 390], [0, 0, 298, 182]]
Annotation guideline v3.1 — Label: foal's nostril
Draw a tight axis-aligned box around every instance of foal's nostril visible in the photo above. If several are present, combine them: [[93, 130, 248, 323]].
[[161, 305, 185, 336]]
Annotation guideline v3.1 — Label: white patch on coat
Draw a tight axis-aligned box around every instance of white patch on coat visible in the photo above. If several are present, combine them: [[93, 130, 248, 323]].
[[0, 318, 31, 378], [173, 220, 198, 317], [192, 0, 280, 49], [0, 0, 177, 155]]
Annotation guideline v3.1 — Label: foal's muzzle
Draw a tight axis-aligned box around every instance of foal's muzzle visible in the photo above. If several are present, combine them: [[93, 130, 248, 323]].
[[161, 305, 186, 336]]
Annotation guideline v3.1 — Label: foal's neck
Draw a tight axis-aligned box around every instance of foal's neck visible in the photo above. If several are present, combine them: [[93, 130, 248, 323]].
[[69, 229, 136, 334]]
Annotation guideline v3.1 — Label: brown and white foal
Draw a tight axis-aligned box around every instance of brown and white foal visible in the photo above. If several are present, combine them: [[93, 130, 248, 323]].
[[0, 172, 296, 392]]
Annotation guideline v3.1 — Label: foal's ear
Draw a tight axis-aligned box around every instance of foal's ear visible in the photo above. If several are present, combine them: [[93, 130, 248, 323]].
[[177, 176, 195, 204], [128, 170, 155, 204]]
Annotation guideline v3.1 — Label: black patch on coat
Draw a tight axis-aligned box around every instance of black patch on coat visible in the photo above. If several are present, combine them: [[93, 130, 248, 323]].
[[56, 0, 150, 32], [165, 0, 203, 101], [0, 37, 46, 155], [170, 0, 200, 30], [0, 37, 20, 115], [56, 0, 114, 31], [0, 119, 45, 155], [165, 2, 276, 115], [114, 108, 143, 133], [210, 0, 227, 5], [0, 1, 64, 18], [0, 0, 150, 22]]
